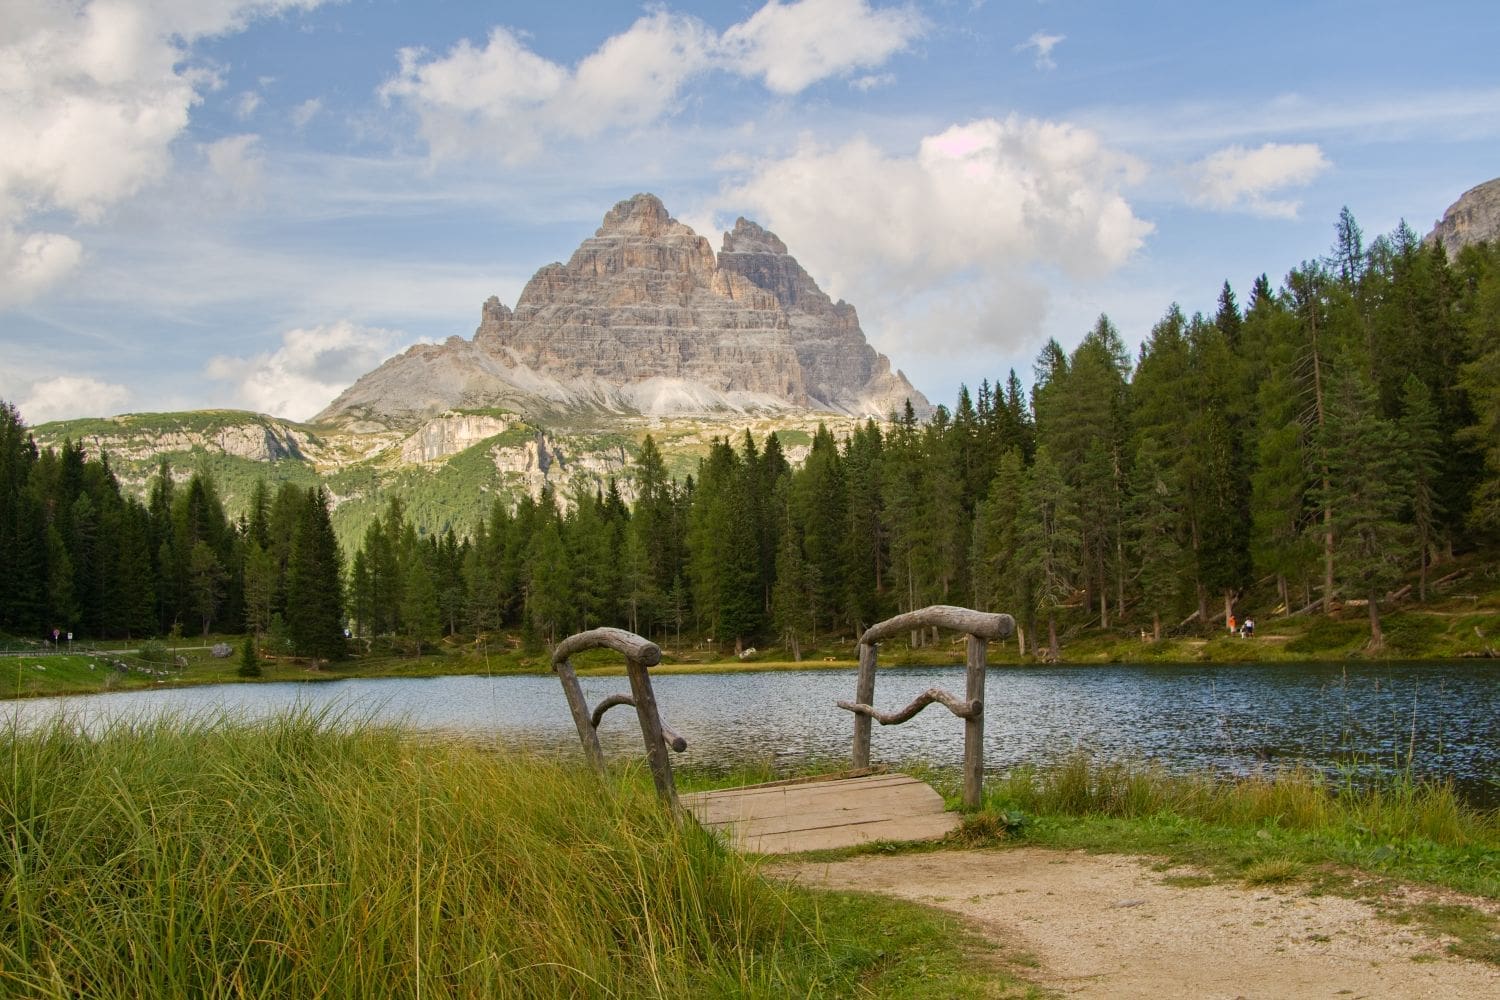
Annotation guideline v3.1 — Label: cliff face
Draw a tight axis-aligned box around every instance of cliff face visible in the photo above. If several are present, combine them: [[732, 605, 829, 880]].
[[1428, 177, 1500, 258], [316, 194, 926, 428]]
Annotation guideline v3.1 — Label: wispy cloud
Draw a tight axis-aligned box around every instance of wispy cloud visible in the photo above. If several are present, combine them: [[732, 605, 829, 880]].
[[1017, 31, 1064, 71], [1188, 142, 1330, 219]]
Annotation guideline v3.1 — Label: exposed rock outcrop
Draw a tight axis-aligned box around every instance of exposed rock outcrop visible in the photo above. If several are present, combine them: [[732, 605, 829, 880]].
[[316, 194, 926, 429], [1428, 177, 1500, 258], [399, 411, 517, 465]]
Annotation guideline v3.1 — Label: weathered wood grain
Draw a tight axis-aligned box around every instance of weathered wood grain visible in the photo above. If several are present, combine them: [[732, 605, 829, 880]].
[[590, 693, 687, 752], [858, 605, 1014, 644], [551, 627, 662, 667], [836, 687, 980, 724], [684, 773, 958, 854]]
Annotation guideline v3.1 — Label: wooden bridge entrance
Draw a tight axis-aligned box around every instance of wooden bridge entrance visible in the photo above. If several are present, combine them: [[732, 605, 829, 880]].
[[551, 605, 1014, 854], [683, 771, 958, 854]]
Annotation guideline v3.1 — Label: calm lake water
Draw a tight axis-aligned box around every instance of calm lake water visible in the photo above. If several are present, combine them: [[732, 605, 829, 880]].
[[6, 661, 1499, 803]]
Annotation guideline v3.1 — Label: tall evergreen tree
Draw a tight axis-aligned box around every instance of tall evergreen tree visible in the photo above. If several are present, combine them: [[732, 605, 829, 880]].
[[1316, 368, 1412, 648], [285, 487, 345, 659], [1015, 447, 1080, 660]]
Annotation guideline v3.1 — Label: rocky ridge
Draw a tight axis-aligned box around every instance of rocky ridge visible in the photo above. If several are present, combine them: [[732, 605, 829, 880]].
[[1428, 176, 1500, 258], [316, 194, 926, 429]]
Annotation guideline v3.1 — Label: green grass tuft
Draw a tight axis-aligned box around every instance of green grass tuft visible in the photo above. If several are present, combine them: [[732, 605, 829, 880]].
[[1, 712, 1013, 998]]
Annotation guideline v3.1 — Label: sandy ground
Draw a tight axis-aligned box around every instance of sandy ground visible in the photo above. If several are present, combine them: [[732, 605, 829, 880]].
[[778, 848, 1500, 999]]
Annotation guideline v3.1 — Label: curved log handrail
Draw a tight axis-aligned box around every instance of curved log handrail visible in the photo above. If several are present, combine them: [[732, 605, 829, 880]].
[[837, 687, 980, 725], [551, 627, 662, 667], [846, 605, 1012, 810], [859, 605, 1014, 645], [552, 626, 680, 814], [590, 694, 687, 752]]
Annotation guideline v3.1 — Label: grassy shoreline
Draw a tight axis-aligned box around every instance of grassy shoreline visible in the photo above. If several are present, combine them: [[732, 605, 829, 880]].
[[5, 714, 1497, 997], [0, 713, 1023, 998], [3, 579, 1498, 701]]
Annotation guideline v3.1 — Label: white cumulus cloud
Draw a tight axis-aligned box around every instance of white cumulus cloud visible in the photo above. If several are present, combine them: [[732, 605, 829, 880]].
[[206, 320, 409, 421], [720, 0, 924, 94], [1188, 142, 1331, 218], [0, 1, 326, 309], [719, 116, 1152, 356], [16, 375, 131, 424], [382, 0, 925, 161], [0, 227, 85, 308]]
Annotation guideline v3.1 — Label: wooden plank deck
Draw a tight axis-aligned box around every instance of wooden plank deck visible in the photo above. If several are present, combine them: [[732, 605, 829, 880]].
[[683, 772, 960, 854]]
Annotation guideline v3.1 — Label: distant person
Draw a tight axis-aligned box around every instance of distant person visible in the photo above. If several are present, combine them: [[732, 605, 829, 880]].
[[1244, 617, 1255, 638], [1228, 613, 1237, 635]]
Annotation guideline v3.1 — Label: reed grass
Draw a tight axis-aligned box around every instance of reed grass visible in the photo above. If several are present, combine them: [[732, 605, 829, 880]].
[[0, 710, 997, 998], [989, 754, 1491, 845]]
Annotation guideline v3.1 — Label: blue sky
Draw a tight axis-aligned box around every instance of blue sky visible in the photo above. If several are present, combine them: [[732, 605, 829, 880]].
[[3, 0, 1498, 424]]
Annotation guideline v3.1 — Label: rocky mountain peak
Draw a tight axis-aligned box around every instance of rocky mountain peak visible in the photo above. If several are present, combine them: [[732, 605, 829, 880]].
[[316, 193, 928, 428], [1428, 176, 1500, 258], [597, 192, 676, 237], [722, 217, 788, 256]]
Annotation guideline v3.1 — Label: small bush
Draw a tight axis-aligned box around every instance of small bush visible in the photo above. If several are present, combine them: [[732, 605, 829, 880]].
[[136, 639, 169, 663], [1286, 618, 1366, 653]]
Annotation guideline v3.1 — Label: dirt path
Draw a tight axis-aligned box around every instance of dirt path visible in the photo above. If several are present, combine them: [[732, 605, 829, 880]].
[[778, 848, 1499, 999]]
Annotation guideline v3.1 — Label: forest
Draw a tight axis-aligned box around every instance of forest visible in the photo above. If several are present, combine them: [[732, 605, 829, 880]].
[[2, 211, 1498, 659]]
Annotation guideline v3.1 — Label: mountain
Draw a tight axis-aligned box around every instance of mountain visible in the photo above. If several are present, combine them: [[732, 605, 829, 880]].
[[1428, 176, 1500, 258], [315, 193, 926, 430]]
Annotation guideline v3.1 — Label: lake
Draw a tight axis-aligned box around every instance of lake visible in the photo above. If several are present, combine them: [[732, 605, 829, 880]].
[[6, 661, 1499, 803]]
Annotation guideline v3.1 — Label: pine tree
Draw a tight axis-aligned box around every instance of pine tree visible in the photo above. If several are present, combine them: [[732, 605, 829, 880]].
[[400, 555, 442, 652], [1015, 447, 1080, 661], [1128, 440, 1185, 640], [1316, 368, 1413, 649], [1399, 375, 1444, 600], [971, 448, 1028, 653], [237, 635, 261, 678], [770, 495, 813, 661], [285, 487, 345, 659]]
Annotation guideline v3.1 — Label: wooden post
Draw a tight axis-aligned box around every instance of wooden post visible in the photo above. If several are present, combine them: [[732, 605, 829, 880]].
[[625, 655, 681, 815], [852, 640, 877, 769], [556, 658, 605, 775], [963, 632, 986, 810]]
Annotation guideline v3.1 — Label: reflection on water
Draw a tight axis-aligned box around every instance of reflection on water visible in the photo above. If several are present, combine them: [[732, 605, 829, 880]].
[[6, 661, 1499, 803]]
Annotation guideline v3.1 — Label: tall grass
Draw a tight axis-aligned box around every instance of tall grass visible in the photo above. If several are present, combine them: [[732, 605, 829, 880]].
[[991, 754, 1493, 846], [0, 710, 876, 998]]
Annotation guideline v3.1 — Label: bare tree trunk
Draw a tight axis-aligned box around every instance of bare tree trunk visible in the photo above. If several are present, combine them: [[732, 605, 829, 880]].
[[1099, 588, 1109, 630], [1367, 591, 1384, 650], [1418, 535, 1429, 603], [1016, 624, 1027, 658], [791, 633, 801, 662], [1321, 504, 1335, 615], [1152, 612, 1161, 642], [1115, 535, 1127, 619], [1047, 612, 1060, 661]]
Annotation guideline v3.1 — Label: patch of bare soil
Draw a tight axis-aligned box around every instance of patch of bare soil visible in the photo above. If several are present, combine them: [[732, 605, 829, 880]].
[[777, 848, 1499, 999]]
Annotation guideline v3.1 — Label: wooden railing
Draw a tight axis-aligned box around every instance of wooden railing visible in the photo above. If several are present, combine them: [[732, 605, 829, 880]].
[[552, 627, 684, 814], [836, 605, 1014, 809]]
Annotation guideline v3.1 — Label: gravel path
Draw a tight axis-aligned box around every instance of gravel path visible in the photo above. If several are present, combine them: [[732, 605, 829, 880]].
[[779, 847, 1499, 999]]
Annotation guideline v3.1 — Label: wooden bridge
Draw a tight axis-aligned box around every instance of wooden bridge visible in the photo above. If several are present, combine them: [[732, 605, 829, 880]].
[[551, 605, 1014, 854]]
